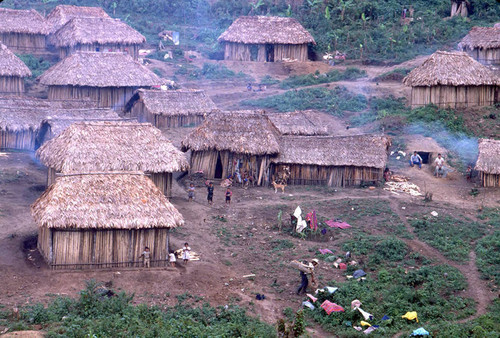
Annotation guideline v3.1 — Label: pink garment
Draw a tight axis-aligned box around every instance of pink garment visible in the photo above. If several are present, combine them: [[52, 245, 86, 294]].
[[320, 300, 345, 315], [319, 249, 334, 255], [326, 220, 351, 229], [339, 263, 347, 270], [306, 293, 318, 302], [306, 211, 318, 230]]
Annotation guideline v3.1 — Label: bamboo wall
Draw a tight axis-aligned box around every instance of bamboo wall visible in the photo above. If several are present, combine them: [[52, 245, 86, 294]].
[[410, 85, 498, 108], [130, 101, 205, 128], [270, 163, 383, 187], [0, 76, 25, 95], [38, 227, 171, 269], [480, 171, 500, 187], [58, 43, 140, 60], [223, 42, 309, 62], [190, 150, 270, 185], [48, 85, 139, 110], [0, 33, 46, 52], [0, 129, 35, 151], [149, 172, 173, 198], [463, 47, 500, 65]]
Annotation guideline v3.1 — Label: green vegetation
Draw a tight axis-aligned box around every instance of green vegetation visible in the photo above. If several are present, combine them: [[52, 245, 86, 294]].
[[373, 68, 413, 82], [176, 63, 251, 81], [15, 54, 53, 78], [476, 232, 500, 286], [279, 67, 366, 89], [259, 75, 280, 86]]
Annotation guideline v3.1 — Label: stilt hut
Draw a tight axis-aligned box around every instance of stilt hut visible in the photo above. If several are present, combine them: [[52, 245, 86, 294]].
[[0, 8, 48, 53], [0, 43, 32, 95], [51, 17, 145, 60], [266, 110, 328, 136], [269, 135, 390, 187], [125, 89, 218, 128], [218, 16, 315, 62], [403, 51, 500, 108], [32, 173, 184, 270], [36, 121, 189, 197], [46, 5, 110, 35], [181, 111, 280, 185], [459, 26, 500, 65], [38, 52, 163, 110], [475, 138, 500, 187]]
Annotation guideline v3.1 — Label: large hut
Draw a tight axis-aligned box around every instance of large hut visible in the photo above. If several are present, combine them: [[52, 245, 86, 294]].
[[0, 43, 32, 95], [403, 51, 500, 108], [46, 5, 110, 34], [38, 52, 163, 110], [0, 8, 48, 52], [125, 89, 218, 128], [36, 121, 189, 197], [459, 26, 500, 65], [32, 173, 184, 269], [181, 111, 279, 185], [270, 135, 390, 187], [475, 138, 500, 187], [266, 110, 328, 136], [218, 16, 315, 62], [51, 17, 146, 59]]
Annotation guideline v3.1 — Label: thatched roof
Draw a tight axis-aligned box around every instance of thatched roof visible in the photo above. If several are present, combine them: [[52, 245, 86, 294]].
[[0, 8, 48, 35], [130, 89, 218, 116], [181, 111, 280, 155], [218, 16, 315, 45], [38, 52, 163, 87], [475, 138, 500, 174], [31, 173, 184, 229], [403, 51, 499, 87], [0, 43, 31, 77], [46, 5, 110, 33], [459, 26, 500, 50], [266, 111, 328, 136], [272, 135, 391, 168], [51, 17, 146, 48], [36, 121, 189, 173]]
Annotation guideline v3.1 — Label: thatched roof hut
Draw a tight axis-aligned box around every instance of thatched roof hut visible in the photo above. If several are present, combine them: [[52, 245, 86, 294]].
[[270, 135, 390, 187], [475, 138, 500, 187], [0, 43, 32, 95], [125, 89, 218, 128], [51, 17, 146, 59], [266, 111, 328, 136], [36, 121, 189, 196], [38, 52, 163, 110], [459, 26, 500, 65], [46, 5, 110, 34], [0, 8, 48, 52], [218, 16, 315, 62], [32, 173, 183, 269], [403, 51, 500, 108], [181, 111, 279, 184]]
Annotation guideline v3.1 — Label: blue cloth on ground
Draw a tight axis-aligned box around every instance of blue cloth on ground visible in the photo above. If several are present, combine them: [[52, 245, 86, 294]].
[[381, 315, 390, 320], [353, 269, 367, 279], [411, 328, 429, 336]]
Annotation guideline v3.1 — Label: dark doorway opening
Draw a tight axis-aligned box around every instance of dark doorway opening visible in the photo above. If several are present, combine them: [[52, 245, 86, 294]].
[[266, 44, 274, 62], [250, 45, 258, 61], [214, 153, 223, 179], [418, 152, 432, 164]]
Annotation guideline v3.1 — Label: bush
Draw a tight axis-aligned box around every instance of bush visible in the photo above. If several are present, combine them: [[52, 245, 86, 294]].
[[15, 54, 52, 78], [476, 232, 500, 286]]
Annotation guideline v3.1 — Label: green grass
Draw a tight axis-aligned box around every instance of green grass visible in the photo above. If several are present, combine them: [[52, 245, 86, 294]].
[[279, 67, 366, 89], [475, 232, 500, 286], [373, 68, 413, 82]]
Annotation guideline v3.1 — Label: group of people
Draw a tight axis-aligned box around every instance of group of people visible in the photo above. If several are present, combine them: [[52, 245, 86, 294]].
[[140, 243, 191, 268], [409, 151, 447, 177], [186, 181, 232, 205]]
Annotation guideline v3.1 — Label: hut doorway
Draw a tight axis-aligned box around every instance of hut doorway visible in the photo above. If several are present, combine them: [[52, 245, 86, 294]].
[[250, 45, 259, 61], [417, 152, 432, 164], [266, 44, 274, 62], [214, 153, 223, 179]]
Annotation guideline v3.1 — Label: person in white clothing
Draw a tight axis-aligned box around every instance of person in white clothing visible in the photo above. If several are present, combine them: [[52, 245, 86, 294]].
[[168, 251, 176, 267], [182, 242, 191, 264], [434, 153, 446, 177]]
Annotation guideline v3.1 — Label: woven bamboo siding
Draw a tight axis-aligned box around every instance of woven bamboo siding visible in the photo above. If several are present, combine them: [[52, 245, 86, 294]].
[[132, 102, 205, 128], [47, 85, 138, 110], [43, 228, 170, 269], [0, 129, 35, 150], [274, 44, 308, 61], [59, 43, 140, 60], [410, 85, 498, 108], [480, 172, 500, 187], [149, 172, 172, 198], [224, 42, 308, 61], [0, 33, 46, 52], [466, 48, 500, 65], [0, 76, 25, 95]]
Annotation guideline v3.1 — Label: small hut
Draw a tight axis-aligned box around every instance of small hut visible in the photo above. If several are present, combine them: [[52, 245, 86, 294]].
[[181, 111, 279, 185], [270, 135, 390, 187], [46, 5, 110, 34], [38, 52, 163, 110], [0, 8, 48, 52], [459, 26, 500, 65], [36, 121, 189, 197], [475, 138, 500, 187], [0, 43, 32, 95], [51, 17, 146, 60], [125, 89, 218, 128], [266, 110, 328, 136], [32, 173, 184, 269], [218, 16, 315, 62], [403, 51, 500, 108]]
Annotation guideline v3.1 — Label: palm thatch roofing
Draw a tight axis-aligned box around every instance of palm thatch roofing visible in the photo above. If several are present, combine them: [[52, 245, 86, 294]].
[[272, 135, 391, 168], [475, 138, 500, 174], [0, 43, 31, 77], [218, 16, 315, 45], [266, 111, 328, 136], [46, 5, 110, 33], [459, 26, 500, 49], [131, 89, 218, 116], [0, 8, 49, 35], [36, 121, 189, 173], [38, 52, 163, 87], [51, 17, 146, 48], [31, 173, 184, 229], [402, 51, 499, 87], [181, 110, 280, 155]]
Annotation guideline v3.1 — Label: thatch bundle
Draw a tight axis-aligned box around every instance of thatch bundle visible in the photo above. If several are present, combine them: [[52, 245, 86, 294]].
[[266, 111, 328, 136], [46, 5, 110, 34], [0, 8, 49, 35], [0, 43, 31, 78], [459, 26, 500, 50], [476, 138, 500, 187]]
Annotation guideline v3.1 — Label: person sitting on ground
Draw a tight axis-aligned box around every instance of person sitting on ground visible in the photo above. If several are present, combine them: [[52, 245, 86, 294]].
[[434, 153, 446, 177], [383, 167, 392, 182], [296, 258, 319, 295], [409, 151, 423, 169], [140, 246, 151, 268]]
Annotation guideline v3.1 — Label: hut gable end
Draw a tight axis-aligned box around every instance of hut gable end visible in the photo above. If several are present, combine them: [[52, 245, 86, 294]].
[[47, 5, 110, 33]]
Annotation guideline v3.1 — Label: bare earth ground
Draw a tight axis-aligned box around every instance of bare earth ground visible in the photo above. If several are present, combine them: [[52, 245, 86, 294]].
[[0, 57, 499, 337]]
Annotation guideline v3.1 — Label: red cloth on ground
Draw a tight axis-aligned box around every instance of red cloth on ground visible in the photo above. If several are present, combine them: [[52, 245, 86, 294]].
[[339, 263, 347, 270], [320, 300, 345, 315], [326, 220, 351, 229]]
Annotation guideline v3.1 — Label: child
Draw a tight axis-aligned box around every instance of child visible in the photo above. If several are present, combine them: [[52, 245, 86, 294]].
[[206, 181, 214, 205], [182, 242, 191, 264], [187, 183, 195, 202], [140, 246, 151, 268], [225, 187, 232, 205], [168, 251, 176, 268]]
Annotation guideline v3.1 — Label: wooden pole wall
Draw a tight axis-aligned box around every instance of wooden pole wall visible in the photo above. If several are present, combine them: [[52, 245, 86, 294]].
[[0, 129, 36, 151], [48, 85, 139, 110], [0, 33, 46, 52], [410, 85, 498, 108], [0, 76, 25, 95], [59, 43, 141, 60]]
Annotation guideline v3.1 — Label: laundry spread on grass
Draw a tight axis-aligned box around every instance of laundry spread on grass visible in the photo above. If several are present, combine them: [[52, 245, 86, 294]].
[[320, 300, 345, 314], [318, 248, 334, 255], [326, 220, 352, 229], [402, 311, 419, 322], [411, 327, 429, 336]]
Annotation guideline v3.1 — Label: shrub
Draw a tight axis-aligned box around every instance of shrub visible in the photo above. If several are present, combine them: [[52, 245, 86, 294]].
[[15, 54, 52, 78], [475, 232, 500, 286]]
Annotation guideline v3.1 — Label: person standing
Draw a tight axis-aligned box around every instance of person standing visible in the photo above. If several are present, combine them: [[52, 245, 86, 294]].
[[140, 247, 151, 268], [206, 181, 214, 205], [225, 187, 232, 205], [168, 251, 176, 267], [182, 243, 191, 264], [187, 183, 195, 202], [296, 259, 319, 295], [409, 151, 423, 169]]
